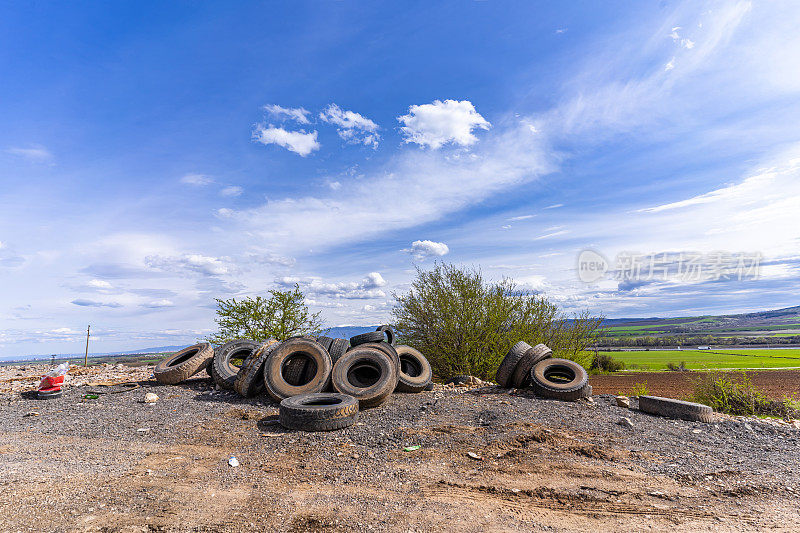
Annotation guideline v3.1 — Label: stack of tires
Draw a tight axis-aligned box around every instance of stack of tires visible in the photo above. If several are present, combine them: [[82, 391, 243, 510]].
[[495, 341, 591, 401], [153, 325, 433, 431]]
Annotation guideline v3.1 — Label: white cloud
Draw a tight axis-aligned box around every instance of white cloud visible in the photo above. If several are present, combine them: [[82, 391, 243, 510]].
[[71, 298, 122, 308], [543, 204, 563, 209], [215, 208, 234, 218], [534, 230, 569, 240], [319, 104, 381, 148], [263, 104, 311, 124], [682, 38, 695, 49], [5, 146, 52, 160], [665, 57, 676, 71], [141, 299, 175, 309], [220, 186, 243, 197], [181, 173, 213, 186], [87, 279, 112, 289], [404, 240, 450, 261], [508, 214, 535, 221], [398, 99, 491, 149], [279, 272, 388, 299], [252, 126, 320, 156], [145, 253, 230, 276]]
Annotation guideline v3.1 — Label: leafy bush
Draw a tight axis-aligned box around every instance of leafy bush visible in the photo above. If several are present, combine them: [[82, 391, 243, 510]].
[[691, 371, 797, 419], [391, 263, 603, 380], [630, 381, 649, 397], [207, 284, 323, 345], [666, 361, 687, 371], [590, 354, 625, 373]]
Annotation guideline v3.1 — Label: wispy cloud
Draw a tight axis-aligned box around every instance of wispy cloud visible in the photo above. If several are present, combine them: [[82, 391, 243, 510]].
[[263, 104, 311, 124], [5, 146, 52, 161], [220, 185, 243, 197], [181, 173, 213, 186], [319, 104, 380, 148]]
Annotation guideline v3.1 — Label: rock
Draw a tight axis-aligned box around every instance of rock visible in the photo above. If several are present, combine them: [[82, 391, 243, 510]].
[[466, 451, 482, 460], [228, 456, 239, 467], [143, 393, 159, 404], [615, 395, 631, 408], [618, 417, 634, 429]]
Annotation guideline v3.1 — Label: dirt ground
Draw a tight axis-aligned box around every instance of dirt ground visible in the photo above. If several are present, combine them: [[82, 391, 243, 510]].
[[590, 368, 800, 400], [1, 366, 799, 532]]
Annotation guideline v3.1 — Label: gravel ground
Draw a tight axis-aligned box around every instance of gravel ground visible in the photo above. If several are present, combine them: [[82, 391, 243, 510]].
[[1, 364, 799, 532]]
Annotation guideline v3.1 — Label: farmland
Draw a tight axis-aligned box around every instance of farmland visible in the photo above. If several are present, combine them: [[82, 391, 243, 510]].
[[598, 348, 800, 371]]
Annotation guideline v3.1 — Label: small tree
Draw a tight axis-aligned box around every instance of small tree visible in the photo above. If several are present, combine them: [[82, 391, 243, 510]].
[[206, 284, 324, 345], [391, 263, 603, 380]]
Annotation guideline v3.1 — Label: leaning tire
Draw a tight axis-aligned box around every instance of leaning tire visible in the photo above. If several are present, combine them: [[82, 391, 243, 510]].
[[495, 341, 531, 388], [329, 338, 349, 365], [355, 342, 400, 386], [638, 395, 714, 423], [331, 347, 397, 408], [316, 336, 335, 352], [350, 331, 385, 347], [263, 338, 332, 402], [530, 358, 590, 401], [212, 340, 258, 390], [154, 343, 214, 385], [279, 393, 359, 431], [511, 343, 552, 388], [234, 339, 279, 397], [375, 325, 397, 346], [394, 345, 432, 393]]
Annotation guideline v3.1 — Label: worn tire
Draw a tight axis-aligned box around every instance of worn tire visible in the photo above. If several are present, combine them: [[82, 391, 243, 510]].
[[279, 393, 359, 431], [394, 345, 432, 393], [212, 340, 258, 390], [263, 338, 332, 402], [638, 395, 714, 423], [332, 347, 397, 408], [329, 338, 349, 365], [375, 325, 397, 346], [495, 341, 531, 388], [234, 339, 279, 397], [511, 344, 552, 388], [154, 343, 214, 385], [316, 336, 335, 352], [530, 358, 590, 401], [355, 342, 400, 385], [349, 331, 385, 347]]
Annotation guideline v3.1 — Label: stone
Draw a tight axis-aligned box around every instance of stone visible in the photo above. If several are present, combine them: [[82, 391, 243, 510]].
[[615, 395, 631, 408], [143, 393, 159, 404], [618, 417, 634, 429]]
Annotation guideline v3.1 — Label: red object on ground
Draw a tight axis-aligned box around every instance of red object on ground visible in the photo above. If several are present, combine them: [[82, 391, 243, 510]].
[[38, 386, 62, 393], [38, 375, 64, 391]]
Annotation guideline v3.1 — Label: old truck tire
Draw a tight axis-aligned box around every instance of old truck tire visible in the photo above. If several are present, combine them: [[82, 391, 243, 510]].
[[495, 341, 531, 388], [279, 393, 359, 431], [316, 336, 335, 352], [530, 358, 590, 401], [349, 331, 385, 347], [511, 343, 553, 388], [329, 338, 349, 365], [234, 339, 279, 397], [331, 347, 397, 408], [263, 338, 332, 402], [355, 342, 400, 384], [154, 343, 214, 385], [394, 345, 432, 393], [638, 395, 714, 422], [212, 340, 258, 390], [376, 325, 397, 346]]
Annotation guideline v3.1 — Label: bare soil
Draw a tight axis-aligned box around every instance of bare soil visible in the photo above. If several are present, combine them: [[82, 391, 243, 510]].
[[1, 365, 799, 532], [590, 368, 800, 400]]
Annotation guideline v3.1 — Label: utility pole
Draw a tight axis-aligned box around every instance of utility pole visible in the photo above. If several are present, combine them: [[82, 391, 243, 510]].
[[84, 325, 90, 367]]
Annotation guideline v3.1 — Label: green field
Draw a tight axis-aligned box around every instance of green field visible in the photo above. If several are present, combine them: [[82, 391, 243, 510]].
[[599, 348, 800, 371]]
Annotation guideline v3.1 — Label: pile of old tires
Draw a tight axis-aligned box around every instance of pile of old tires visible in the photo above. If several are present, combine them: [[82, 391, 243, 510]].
[[495, 341, 591, 401], [154, 325, 433, 431]]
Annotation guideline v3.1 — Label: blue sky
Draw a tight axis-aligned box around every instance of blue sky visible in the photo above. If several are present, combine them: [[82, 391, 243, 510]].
[[2, 1, 800, 356]]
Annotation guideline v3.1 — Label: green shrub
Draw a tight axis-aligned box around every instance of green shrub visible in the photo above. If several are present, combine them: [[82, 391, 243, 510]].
[[206, 284, 323, 344], [590, 354, 625, 373], [630, 381, 649, 397], [691, 371, 797, 419], [391, 263, 603, 380], [666, 361, 687, 371]]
